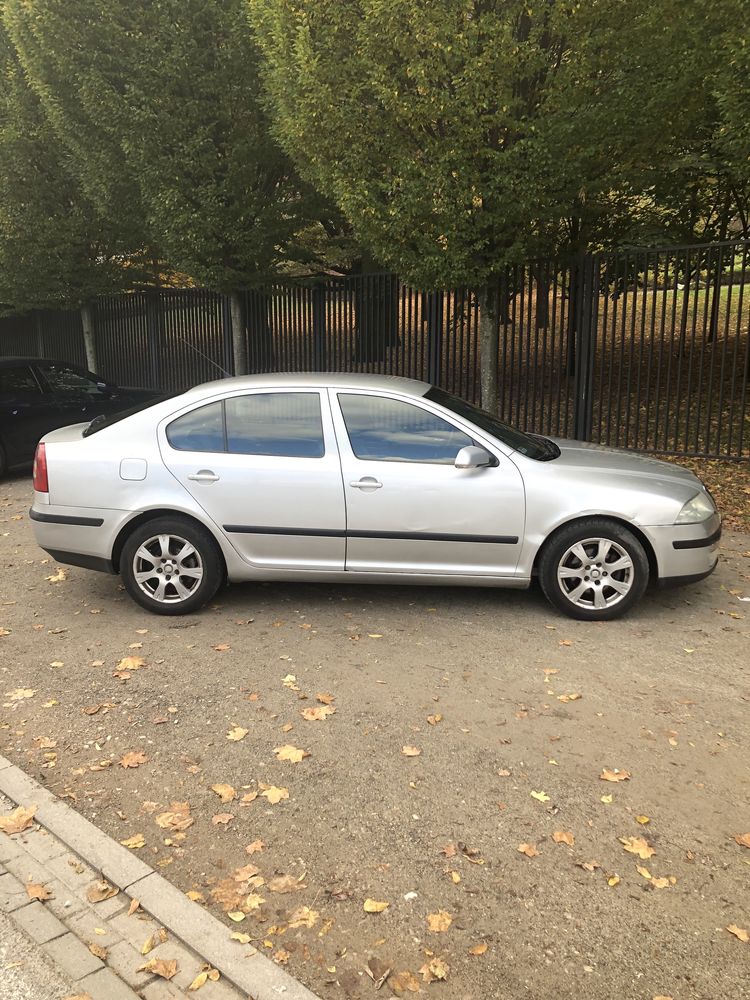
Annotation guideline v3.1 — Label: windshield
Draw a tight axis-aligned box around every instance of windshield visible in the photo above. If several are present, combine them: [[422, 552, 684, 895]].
[[424, 387, 554, 461], [82, 393, 176, 437]]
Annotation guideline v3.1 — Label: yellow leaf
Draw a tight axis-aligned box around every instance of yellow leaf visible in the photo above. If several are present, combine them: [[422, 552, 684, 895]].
[[245, 839, 265, 855], [427, 910, 452, 932], [0, 804, 37, 835], [401, 746, 421, 757], [211, 813, 234, 826], [288, 906, 319, 929], [530, 790, 550, 802], [552, 830, 574, 847], [726, 924, 749, 942], [231, 932, 252, 943], [260, 786, 288, 804], [45, 567, 67, 582], [447, 870, 461, 884], [88, 943, 107, 960], [188, 971, 208, 991], [517, 843, 540, 858], [25, 882, 52, 901], [6, 688, 35, 701], [300, 705, 336, 721], [227, 911, 246, 922], [273, 744, 310, 763], [600, 794, 613, 804], [211, 784, 237, 803], [620, 836, 655, 860], [469, 942, 488, 956], [186, 891, 204, 903], [86, 881, 118, 904], [419, 957, 449, 983], [316, 692, 335, 704], [116, 656, 146, 672], [557, 692, 582, 703], [600, 768, 631, 782], [637, 865, 652, 880], [141, 935, 156, 955], [227, 727, 248, 742], [734, 832, 750, 849], [128, 899, 140, 916], [138, 958, 178, 980], [635, 815, 650, 825], [427, 713, 443, 725], [607, 875, 620, 887], [363, 899, 389, 913], [120, 834, 145, 849]]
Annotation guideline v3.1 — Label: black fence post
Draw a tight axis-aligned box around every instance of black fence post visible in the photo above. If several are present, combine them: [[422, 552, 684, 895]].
[[426, 291, 444, 384], [572, 253, 598, 441], [312, 282, 327, 369], [145, 289, 165, 390]]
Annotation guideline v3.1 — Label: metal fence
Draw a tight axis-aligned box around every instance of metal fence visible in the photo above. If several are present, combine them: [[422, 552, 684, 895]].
[[1, 239, 749, 459]]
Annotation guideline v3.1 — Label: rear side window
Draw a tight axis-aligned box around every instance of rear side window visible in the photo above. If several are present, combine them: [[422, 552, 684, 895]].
[[0, 366, 40, 394], [225, 393, 324, 458], [166, 402, 224, 452], [38, 363, 102, 396]]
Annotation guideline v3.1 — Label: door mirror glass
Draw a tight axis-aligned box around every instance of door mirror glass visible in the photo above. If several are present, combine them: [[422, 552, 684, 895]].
[[455, 445, 492, 469]]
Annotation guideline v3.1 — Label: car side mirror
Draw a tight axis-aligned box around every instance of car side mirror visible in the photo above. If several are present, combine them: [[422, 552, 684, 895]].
[[455, 445, 493, 469]]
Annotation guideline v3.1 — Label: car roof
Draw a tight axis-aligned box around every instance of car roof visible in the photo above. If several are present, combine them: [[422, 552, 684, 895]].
[[0, 356, 85, 368], [182, 372, 431, 400]]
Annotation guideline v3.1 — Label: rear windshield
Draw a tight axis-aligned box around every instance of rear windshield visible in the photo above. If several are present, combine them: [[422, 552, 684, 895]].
[[424, 387, 553, 460], [82, 394, 176, 437]]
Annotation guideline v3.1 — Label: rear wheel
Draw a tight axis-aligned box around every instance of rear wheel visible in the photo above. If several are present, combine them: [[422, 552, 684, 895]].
[[538, 518, 649, 621], [121, 517, 223, 615]]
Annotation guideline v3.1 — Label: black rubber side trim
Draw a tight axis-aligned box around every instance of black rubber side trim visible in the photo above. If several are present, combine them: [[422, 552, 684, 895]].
[[223, 524, 519, 544], [43, 548, 115, 574], [30, 508, 104, 527], [658, 560, 718, 588], [672, 526, 722, 550]]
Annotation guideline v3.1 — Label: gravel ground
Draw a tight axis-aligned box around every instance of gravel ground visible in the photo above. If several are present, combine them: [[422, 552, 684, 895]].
[[1, 472, 750, 1000]]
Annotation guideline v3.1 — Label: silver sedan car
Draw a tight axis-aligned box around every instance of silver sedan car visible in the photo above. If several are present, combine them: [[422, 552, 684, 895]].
[[29, 373, 720, 621]]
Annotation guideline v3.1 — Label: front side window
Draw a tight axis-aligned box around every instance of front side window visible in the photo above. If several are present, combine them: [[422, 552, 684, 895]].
[[0, 366, 41, 394], [225, 393, 324, 458], [338, 393, 473, 464], [166, 402, 224, 452], [38, 363, 102, 396]]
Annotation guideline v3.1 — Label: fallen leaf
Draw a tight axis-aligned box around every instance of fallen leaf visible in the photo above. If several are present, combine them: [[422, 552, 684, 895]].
[[552, 830, 574, 847], [607, 875, 620, 887], [469, 942, 488, 956], [600, 794, 613, 804], [620, 836, 656, 860], [273, 744, 310, 763], [138, 958, 178, 980], [726, 924, 749, 942], [226, 727, 248, 742], [401, 746, 421, 757], [734, 833, 750, 849], [25, 882, 52, 901], [268, 874, 304, 894], [214, 643, 231, 652], [188, 970, 209, 991], [128, 899, 140, 916], [119, 751, 149, 769], [86, 881, 118, 904], [211, 784, 237, 803], [635, 816, 650, 825], [557, 693, 582, 703], [316, 692, 335, 704], [288, 906, 319, 929], [363, 898, 389, 913], [260, 786, 288, 804], [116, 656, 146, 672], [6, 688, 35, 700], [427, 910, 452, 932], [186, 891, 204, 903], [439, 844, 457, 858], [517, 843, 540, 858], [419, 957, 449, 983], [46, 567, 68, 582], [530, 790, 550, 802], [245, 839, 265, 855], [88, 943, 107, 961], [427, 713, 443, 725], [390, 970, 421, 992], [230, 932, 252, 943], [212, 813, 234, 826], [155, 802, 194, 831], [120, 834, 146, 849], [0, 804, 37, 835], [300, 705, 336, 721], [601, 768, 631, 782]]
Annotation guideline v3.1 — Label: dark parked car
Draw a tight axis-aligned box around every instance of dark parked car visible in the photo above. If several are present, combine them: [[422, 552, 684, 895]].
[[0, 357, 162, 476]]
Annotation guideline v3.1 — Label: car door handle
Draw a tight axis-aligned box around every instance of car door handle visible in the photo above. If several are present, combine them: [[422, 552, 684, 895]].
[[349, 477, 383, 490], [187, 470, 220, 483]]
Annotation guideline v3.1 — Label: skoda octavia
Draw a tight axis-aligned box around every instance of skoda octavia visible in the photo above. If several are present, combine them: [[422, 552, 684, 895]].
[[29, 373, 720, 621]]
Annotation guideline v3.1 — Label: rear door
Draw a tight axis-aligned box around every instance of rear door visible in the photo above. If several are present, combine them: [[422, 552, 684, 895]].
[[0, 364, 57, 463], [159, 388, 346, 571], [331, 389, 526, 576]]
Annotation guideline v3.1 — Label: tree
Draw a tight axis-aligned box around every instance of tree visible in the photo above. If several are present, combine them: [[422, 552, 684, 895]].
[[249, 0, 721, 407], [0, 6, 139, 369], [5, 0, 318, 373]]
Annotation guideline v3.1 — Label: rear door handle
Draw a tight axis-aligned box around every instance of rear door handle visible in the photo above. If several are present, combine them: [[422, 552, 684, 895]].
[[349, 477, 382, 490], [188, 470, 220, 483]]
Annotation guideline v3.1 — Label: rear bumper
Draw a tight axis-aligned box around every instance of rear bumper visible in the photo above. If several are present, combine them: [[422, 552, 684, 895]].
[[43, 547, 115, 575]]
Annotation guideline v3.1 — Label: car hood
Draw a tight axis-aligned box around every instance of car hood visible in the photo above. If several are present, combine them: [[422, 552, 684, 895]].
[[547, 438, 703, 492]]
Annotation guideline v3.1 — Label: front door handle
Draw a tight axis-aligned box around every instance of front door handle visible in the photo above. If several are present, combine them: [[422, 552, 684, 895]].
[[349, 477, 382, 491], [188, 470, 220, 483]]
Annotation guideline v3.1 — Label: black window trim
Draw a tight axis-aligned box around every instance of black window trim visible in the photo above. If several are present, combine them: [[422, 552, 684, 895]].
[[166, 391, 327, 459]]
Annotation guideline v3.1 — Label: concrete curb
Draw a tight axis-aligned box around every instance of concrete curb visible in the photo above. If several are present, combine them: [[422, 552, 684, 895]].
[[0, 755, 320, 1000]]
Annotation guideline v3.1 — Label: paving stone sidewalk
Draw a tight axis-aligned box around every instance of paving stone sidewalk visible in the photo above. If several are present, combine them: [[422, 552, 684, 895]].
[[0, 779, 318, 1000]]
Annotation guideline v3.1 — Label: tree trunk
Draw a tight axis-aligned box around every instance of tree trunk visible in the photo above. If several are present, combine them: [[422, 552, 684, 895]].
[[477, 283, 499, 412], [81, 302, 98, 373], [229, 290, 247, 376]]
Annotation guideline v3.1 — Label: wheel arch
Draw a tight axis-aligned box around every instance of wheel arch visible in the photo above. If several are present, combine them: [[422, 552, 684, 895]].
[[532, 515, 658, 582], [111, 508, 228, 577]]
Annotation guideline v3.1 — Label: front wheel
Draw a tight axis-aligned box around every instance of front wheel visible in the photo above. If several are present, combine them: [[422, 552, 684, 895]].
[[121, 517, 223, 615], [538, 519, 649, 621]]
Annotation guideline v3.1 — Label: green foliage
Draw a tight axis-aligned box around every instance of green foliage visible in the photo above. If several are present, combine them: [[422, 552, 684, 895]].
[[0, 7, 134, 312], [249, 0, 733, 287]]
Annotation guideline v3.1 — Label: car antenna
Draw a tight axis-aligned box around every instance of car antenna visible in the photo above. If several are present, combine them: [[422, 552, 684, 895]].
[[174, 335, 233, 379]]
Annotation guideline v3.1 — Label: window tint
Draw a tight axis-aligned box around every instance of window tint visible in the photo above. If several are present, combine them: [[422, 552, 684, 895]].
[[166, 402, 224, 452], [0, 366, 40, 394], [226, 393, 324, 458], [39, 363, 101, 396], [339, 393, 473, 464]]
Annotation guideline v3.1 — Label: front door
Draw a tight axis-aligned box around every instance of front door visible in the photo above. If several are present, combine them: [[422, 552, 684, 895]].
[[159, 389, 346, 571], [330, 390, 526, 577]]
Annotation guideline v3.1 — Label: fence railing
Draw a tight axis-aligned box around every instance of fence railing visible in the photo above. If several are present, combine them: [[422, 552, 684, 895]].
[[1, 239, 749, 459]]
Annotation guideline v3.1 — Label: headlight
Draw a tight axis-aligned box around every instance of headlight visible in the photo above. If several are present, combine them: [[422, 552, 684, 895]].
[[676, 491, 715, 523]]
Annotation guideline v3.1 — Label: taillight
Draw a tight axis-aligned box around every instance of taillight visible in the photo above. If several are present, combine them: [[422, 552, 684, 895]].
[[33, 443, 49, 493]]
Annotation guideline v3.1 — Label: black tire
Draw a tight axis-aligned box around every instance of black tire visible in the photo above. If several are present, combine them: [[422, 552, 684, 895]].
[[0, 441, 7, 478], [538, 518, 649, 621], [120, 516, 223, 616]]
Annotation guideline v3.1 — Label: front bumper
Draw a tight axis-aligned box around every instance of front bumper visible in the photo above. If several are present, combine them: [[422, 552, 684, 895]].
[[646, 512, 721, 586]]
